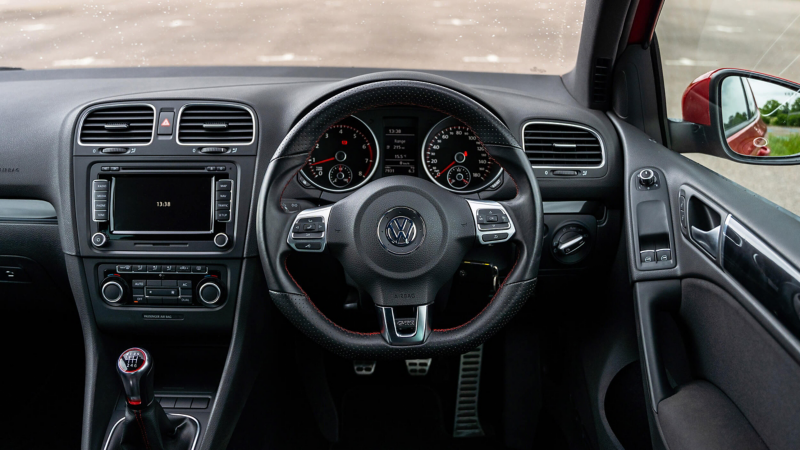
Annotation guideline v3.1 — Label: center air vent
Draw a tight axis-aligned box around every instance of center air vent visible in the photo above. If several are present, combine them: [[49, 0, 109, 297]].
[[177, 103, 255, 145], [78, 104, 155, 146], [522, 122, 604, 168]]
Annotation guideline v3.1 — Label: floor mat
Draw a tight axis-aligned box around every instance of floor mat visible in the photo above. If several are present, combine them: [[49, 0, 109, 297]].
[[339, 384, 448, 449], [337, 384, 503, 450]]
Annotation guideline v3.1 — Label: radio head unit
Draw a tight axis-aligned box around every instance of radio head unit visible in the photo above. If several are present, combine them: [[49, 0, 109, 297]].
[[87, 163, 237, 253], [110, 175, 215, 234]]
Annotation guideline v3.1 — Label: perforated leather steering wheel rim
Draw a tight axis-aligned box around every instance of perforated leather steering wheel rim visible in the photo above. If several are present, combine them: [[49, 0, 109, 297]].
[[256, 79, 543, 359]]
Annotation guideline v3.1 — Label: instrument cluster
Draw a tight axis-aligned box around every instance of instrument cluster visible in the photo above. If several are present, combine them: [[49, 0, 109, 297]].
[[299, 108, 504, 194]]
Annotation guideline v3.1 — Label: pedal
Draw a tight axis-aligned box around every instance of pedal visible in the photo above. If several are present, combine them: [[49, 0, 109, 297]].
[[453, 345, 485, 438], [353, 360, 376, 375], [405, 358, 432, 376]]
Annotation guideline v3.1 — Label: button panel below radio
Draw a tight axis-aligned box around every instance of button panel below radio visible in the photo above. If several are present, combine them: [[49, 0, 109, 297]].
[[99, 263, 226, 307]]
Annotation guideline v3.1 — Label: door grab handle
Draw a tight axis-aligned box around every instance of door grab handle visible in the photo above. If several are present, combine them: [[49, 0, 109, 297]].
[[691, 225, 720, 257]]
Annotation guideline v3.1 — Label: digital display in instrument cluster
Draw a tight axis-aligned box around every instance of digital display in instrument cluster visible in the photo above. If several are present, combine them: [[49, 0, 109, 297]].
[[383, 125, 417, 176]]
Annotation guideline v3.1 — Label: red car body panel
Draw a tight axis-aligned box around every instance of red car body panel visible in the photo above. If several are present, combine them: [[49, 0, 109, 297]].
[[682, 69, 719, 126], [726, 112, 770, 156]]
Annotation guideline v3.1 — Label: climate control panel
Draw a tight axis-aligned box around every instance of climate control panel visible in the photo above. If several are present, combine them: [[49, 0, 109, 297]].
[[97, 263, 227, 307]]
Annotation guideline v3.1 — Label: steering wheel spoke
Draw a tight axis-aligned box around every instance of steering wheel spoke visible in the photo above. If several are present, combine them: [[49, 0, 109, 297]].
[[465, 199, 516, 245], [376, 304, 431, 345], [287, 205, 333, 252]]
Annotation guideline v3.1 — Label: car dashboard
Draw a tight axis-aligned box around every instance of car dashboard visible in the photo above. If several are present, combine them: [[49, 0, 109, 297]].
[[0, 66, 624, 449]]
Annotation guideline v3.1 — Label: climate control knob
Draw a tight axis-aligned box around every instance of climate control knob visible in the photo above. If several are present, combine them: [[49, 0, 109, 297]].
[[101, 276, 128, 304], [197, 279, 225, 306]]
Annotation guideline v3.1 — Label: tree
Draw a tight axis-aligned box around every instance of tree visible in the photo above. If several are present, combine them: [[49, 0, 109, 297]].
[[760, 99, 784, 117], [792, 97, 800, 113], [773, 113, 788, 126]]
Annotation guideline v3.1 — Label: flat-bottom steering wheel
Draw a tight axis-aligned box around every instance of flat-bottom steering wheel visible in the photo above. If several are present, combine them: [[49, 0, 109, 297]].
[[257, 80, 543, 359]]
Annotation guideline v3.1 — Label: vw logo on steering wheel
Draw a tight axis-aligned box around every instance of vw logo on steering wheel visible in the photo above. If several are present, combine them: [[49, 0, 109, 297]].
[[377, 207, 426, 255], [386, 216, 417, 246]]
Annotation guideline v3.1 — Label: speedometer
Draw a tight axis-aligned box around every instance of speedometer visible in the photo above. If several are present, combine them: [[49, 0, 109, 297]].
[[300, 116, 379, 192], [422, 117, 502, 193]]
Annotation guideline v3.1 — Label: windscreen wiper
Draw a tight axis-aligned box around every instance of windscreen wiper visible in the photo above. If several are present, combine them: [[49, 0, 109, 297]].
[[0, 67, 23, 71]]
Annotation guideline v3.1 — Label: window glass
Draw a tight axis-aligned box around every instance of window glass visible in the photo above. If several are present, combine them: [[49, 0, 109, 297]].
[[657, 0, 800, 217], [0, 0, 586, 75]]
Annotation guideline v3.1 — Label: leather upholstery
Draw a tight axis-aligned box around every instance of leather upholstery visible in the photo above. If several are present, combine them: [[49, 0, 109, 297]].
[[105, 402, 198, 450]]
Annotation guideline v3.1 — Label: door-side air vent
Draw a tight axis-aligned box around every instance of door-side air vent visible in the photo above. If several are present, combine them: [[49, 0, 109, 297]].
[[78, 104, 155, 146], [177, 103, 255, 145], [522, 122, 605, 168]]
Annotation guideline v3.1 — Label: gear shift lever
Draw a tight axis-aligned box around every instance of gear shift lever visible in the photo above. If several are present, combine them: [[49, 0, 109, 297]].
[[105, 348, 199, 450], [117, 347, 155, 408]]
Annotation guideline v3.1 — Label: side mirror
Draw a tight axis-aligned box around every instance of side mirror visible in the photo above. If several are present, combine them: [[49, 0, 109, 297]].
[[672, 69, 800, 164]]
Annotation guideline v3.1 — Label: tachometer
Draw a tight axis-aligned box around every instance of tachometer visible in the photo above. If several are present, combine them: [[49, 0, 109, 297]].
[[301, 116, 379, 192], [422, 117, 502, 193]]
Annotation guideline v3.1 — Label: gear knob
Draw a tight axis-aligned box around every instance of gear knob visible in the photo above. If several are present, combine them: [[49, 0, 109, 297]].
[[117, 347, 155, 408]]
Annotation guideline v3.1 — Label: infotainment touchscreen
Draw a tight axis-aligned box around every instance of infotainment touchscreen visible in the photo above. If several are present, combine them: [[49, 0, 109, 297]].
[[111, 175, 214, 234]]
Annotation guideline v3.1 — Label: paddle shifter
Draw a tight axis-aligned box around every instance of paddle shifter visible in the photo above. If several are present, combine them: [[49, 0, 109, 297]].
[[105, 348, 199, 450]]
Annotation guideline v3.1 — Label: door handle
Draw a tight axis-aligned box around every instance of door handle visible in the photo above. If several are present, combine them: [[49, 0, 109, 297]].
[[691, 225, 720, 257]]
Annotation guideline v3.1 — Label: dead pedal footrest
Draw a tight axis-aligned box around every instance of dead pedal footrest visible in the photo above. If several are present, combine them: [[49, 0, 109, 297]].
[[453, 345, 484, 437]]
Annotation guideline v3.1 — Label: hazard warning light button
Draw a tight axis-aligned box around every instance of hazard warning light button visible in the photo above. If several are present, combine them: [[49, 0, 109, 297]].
[[157, 111, 175, 136]]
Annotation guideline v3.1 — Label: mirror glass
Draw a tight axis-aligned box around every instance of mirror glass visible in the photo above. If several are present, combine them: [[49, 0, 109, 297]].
[[720, 76, 800, 157]]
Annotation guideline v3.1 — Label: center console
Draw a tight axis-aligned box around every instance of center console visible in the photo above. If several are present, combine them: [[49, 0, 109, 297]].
[[71, 100, 260, 449], [72, 101, 258, 334]]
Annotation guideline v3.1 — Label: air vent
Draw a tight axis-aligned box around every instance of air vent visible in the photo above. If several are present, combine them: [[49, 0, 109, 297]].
[[177, 103, 255, 145], [78, 104, 155, 146], [522, 122, 604, 167]]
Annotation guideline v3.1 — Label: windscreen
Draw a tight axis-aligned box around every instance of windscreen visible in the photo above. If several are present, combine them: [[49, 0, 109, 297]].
[[0, 0, 586, 75]]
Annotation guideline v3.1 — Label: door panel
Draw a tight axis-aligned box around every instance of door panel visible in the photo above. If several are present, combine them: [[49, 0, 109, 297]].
[[678, 278, 800, 450], [612, 115, 800, 449]]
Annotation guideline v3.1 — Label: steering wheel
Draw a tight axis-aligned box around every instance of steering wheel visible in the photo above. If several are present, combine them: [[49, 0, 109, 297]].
[[257, 80, 543, 359]]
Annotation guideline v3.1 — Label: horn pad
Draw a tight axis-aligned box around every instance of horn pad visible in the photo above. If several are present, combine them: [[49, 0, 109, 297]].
[[326, 176, 475, 307]]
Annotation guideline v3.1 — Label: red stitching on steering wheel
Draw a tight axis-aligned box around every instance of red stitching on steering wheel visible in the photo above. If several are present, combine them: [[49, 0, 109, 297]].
[[284, 259, 380, 336], [275, 82, 525, 338]]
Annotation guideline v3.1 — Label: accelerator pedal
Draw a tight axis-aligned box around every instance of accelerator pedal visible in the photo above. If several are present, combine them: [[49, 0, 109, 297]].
[[405, 359, 432, 376], [353, 360, 376, 375], [453, 345, 485, 438]]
